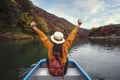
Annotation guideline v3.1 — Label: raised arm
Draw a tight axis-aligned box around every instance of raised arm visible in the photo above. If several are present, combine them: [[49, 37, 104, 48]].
[[30, 21, 51, 48], [64, 19, 82, 48]]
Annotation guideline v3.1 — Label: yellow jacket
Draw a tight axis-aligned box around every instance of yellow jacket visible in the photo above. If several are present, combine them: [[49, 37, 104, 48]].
[[34, 27, 79, 64]]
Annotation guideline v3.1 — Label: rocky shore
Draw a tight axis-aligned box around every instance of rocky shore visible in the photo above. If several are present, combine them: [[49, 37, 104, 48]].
[[0, 32, 33, 40], [88, 36, 120, 39]]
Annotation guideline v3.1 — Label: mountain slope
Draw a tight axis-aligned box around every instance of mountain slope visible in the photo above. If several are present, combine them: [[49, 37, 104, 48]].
[[0, 0, 88, 38]]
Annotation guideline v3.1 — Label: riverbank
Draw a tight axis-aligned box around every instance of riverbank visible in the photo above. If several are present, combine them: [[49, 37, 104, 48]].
[[88, 36, 120, 39], [0, 32, 33, 40]]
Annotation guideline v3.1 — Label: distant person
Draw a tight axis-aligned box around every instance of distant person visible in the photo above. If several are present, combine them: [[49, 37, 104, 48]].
[[30, 19, 82, 75]]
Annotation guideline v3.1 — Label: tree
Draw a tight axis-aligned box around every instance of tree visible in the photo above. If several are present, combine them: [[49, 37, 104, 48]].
[[89, 27, 97, 36]]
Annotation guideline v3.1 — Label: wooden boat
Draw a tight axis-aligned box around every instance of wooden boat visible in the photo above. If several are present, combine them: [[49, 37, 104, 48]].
[[23, 59, 92, 80]]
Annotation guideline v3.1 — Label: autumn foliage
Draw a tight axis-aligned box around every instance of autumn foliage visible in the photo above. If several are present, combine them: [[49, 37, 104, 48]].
[[89, 24, 120, 36]]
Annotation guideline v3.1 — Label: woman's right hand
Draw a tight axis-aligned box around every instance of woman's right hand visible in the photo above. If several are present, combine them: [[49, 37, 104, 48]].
[[30, 21, 37, 27], [78, 19, 82, 27]]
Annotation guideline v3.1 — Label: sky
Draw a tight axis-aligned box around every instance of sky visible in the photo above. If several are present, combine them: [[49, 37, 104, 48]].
[[30, 0, 120, 29]]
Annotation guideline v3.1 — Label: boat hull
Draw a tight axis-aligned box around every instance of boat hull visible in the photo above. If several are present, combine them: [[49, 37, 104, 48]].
[[23, 59, 92, 80]]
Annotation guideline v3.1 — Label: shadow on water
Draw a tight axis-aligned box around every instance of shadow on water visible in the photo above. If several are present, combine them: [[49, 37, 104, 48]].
[[0, 40, 47, 80]]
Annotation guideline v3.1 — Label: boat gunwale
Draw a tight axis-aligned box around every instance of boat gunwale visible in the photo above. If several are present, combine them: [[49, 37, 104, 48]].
[[23, 59, 46, 80], [69, 59, 92, 80]]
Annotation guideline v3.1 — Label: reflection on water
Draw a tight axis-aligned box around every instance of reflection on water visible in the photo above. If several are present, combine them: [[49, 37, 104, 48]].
[[0, 40, 47, 80], [90, 38, 120, 47], [69, 38, 120, 80], [90, 39, 120, 55], [0, 38, 120, 80]]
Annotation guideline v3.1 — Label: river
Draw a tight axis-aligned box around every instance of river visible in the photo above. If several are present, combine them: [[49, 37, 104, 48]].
[[0, 38, 120, 80]]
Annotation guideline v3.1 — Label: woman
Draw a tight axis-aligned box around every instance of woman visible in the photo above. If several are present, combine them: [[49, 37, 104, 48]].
[[30, 19, 82, 75]]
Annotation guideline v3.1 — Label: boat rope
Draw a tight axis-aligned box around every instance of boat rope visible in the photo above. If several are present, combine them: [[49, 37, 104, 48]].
[[62, 76, 64, 80], [62, 66, 64, 80]]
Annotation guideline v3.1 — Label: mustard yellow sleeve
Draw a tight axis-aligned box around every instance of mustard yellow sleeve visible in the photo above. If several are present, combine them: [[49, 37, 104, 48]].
[[64, 27, 79, 48], [34, 28, 51, 48]]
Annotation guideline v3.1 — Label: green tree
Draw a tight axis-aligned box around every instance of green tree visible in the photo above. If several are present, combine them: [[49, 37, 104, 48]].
[[89, 27, 97, 36], [36, 17, 49, 34], [18, 0, 31, 11]]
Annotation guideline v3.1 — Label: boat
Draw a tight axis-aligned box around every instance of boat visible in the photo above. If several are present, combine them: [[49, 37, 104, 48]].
[[23, 59, 92, 80]]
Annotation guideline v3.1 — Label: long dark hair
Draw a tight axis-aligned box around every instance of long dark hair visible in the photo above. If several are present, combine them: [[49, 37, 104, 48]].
[[52, 44, 62, 57]]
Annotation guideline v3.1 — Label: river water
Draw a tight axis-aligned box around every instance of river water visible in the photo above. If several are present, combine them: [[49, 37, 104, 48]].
[[0, 38, 120, 80]]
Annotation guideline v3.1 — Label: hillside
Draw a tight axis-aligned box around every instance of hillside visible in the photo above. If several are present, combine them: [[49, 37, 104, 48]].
[[0, 0, 88, 40], [89, 24, 120, 37]]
